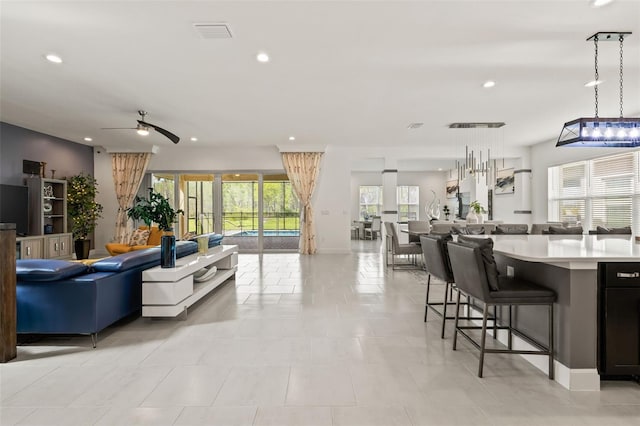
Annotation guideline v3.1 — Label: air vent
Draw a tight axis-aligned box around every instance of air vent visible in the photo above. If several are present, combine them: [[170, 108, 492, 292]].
[[449, 122, 506, 129], [407, 123, 424, 129], [193, 23, 232, 39]]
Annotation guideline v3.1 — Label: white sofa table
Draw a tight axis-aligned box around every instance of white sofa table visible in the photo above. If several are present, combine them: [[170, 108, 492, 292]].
[[142, 244, 238, 317]]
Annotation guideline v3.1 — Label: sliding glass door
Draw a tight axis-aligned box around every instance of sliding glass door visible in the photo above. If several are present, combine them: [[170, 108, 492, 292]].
[[145, 171, 299, 252], [221, 173, 299, 251]]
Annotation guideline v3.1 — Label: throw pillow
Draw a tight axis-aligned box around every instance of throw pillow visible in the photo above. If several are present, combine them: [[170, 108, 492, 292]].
[[457, 235, 500, 291], [494, 224, 529, 235], [182, 231, 197, 241], [129, 228, 150, 246], [452, 226, 485, 235], [548, 225, 583, 235], [596, 225, 632, 235]]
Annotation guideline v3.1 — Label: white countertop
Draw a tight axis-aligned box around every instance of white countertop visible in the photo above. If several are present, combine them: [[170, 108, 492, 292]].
[[477, 235, 640, 268]]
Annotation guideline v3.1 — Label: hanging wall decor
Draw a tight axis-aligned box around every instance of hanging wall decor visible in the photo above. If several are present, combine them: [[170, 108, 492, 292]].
[[495, 168, 515, 195]]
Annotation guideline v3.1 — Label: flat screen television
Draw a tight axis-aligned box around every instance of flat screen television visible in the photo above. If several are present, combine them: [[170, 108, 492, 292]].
[[0, 184, 29, 236]]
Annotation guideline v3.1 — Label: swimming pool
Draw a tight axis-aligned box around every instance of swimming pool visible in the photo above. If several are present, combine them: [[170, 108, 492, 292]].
[[235, 230, 300, 237]]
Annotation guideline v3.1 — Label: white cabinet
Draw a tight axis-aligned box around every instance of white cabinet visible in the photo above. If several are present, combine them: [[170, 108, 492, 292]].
[[142, 245, 238, 317]]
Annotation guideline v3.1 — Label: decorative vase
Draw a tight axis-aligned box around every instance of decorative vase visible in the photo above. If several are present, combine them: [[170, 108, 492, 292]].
[[74, 239, 91, 260], [466, 211, 479, 224], [160, 235, 176, 268]]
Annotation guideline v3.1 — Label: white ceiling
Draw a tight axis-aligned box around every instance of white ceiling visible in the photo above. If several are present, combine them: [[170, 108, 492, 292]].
[[1, 1, 639, 160]]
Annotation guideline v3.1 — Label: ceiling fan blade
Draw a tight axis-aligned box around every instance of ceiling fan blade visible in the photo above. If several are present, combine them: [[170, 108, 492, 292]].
[[138, 120, 180, 144]]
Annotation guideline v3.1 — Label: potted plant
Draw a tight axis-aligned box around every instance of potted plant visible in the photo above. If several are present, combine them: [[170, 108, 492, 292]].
[[127, 189, 183, 267], [468, 200, 486, 224], [67, 173, 104, 260]]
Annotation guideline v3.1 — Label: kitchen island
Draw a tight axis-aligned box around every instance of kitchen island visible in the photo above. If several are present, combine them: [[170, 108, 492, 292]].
[[485, 234, 640, 391]]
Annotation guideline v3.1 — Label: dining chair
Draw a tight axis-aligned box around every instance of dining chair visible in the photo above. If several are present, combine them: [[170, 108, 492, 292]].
[[364, 216, 381, 240], [384, 221, 422, 269], [407, 220, 430, 243]]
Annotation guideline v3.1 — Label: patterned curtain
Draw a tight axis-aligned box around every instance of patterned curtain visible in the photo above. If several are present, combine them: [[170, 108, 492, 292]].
[[281, 152, 323, 254], [111, 153, 151, 243]]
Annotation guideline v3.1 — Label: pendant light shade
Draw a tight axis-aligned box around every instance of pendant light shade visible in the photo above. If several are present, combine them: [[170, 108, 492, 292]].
[[557, 31, 639, 148], [558, 117, 640, 147]]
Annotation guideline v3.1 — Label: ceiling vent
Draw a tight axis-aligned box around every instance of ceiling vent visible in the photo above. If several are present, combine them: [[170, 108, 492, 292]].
[[449, 122, 505, 129], [407, 123, 424, 129], [193, 23, 232, 39]]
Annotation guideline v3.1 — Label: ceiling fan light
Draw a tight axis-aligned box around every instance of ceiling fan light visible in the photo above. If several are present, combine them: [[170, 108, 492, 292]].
[[45, 53, 63, 63], [137, 127, 150, 136], [590, 0, 614, 7]]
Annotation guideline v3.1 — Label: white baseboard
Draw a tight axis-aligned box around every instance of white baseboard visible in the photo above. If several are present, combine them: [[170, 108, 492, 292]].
[[466, 306, 600, 391]]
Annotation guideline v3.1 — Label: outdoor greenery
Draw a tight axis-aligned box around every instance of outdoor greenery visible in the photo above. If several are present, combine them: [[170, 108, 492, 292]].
[[127, 188, 184, 231], [67, 173, 103, 240], [147, 174, 300, 234]]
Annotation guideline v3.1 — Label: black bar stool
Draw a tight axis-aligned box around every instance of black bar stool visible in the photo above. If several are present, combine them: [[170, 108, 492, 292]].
[[447, 238, 557, 379], [420, 234, 496, 339]]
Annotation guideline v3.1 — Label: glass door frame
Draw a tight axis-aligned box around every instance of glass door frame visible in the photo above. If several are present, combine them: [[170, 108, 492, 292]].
[[145, 170, 298, 253]]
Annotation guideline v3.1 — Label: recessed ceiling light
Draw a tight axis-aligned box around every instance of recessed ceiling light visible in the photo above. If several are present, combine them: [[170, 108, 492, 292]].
[[289, 136, 295, 141], [190, 137, 198, 142], [45, 53, 63, 64], [483, 80, 496, 88], [234, 174, 240, 177], [438, 168, 443, 171], [256, 52, 270, 63], [83, 137, 92, 142], [590, 0, 614, 7], [584, 79, 603, 87]]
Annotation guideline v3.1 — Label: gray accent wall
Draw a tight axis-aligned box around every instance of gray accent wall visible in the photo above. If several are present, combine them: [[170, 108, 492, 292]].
[[0, 122, 93, 185]]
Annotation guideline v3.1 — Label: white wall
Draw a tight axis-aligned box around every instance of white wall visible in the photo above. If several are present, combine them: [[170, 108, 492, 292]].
[[93, 148, 118, 256], [398, 171, 447, 221], [93, 137, 615, 256], [350, 170, 447, 221], [93, 144, 354, 254], [313, 147, 352, 253]]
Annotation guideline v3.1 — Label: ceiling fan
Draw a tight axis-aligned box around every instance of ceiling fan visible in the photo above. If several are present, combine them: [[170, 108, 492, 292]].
[[102, 110, 180, 144]]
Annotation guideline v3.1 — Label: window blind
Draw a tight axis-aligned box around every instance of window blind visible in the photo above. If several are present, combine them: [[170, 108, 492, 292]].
[[548, 151, 639, 232]]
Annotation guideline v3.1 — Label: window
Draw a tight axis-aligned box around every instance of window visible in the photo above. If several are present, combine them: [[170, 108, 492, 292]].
[[397, 185, 419, 222], [359, 186, 382, 219], [548, 152, 638, 232]]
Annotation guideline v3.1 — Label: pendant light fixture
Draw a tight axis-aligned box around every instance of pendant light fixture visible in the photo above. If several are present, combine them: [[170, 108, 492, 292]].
[[557, 31, 639, 147]]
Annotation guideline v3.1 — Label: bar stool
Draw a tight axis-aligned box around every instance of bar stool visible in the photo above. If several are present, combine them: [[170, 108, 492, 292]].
[[420, 234, 456, 338], [447, 238, 557, 379], [421, 234, 497, 339]]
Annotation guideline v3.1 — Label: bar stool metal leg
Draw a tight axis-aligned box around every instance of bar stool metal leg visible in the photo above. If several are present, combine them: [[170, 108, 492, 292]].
[[441, 281, 449, 338], [424, 274, 431, 322], [452, 290, 462, 351], [478, 303, 490, 378], [508, 305, 513, 350], [549, 303, 554, 380]]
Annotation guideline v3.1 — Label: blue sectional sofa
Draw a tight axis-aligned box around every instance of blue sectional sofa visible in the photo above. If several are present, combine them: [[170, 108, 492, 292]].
[[16, 234, 223, 347]]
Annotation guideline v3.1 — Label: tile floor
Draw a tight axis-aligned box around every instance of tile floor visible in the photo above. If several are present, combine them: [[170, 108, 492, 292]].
[[2, 240, 640, 425]]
